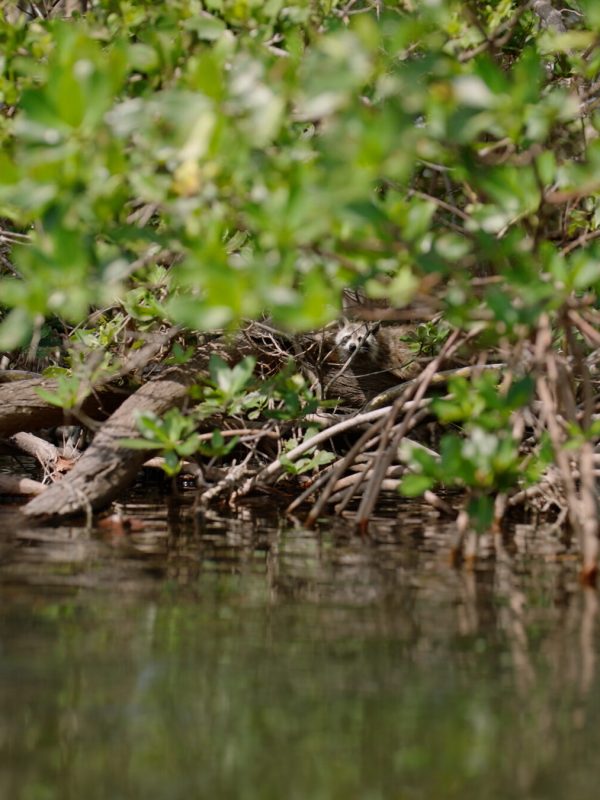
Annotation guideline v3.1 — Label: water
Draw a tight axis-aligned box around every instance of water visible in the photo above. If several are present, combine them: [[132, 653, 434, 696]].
[[0, 492, 598, 799]]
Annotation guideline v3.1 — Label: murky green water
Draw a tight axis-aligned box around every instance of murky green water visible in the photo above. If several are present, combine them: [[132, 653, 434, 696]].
[[0, 492, 598, 799]]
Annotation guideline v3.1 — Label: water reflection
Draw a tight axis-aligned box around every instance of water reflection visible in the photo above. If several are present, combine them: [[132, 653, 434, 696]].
[[0, 494, 599, 799]]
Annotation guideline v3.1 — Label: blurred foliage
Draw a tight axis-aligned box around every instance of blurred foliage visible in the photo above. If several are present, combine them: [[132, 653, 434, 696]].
[[3, 0, 598, 340], [1, 0, 600, 517]]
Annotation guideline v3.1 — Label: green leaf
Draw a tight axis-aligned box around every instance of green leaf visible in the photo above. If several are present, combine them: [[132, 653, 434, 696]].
[[400, 474, 435, 497], [34, 388, 69, 408], [184, 14, 227, 41], [117, 438, 163, 450], [467, 495, 494, 533], [0, 308, 32, 350]]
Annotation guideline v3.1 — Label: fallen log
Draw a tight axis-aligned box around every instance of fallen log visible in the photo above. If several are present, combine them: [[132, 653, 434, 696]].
[[5, 432, 60, 468], [0, 474, 46, 496], [0, 377, 126, 437], [21, 369, 196, 520]]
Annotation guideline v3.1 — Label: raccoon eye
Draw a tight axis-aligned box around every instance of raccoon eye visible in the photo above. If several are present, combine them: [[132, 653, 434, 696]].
[[340, 336, 350, 345]]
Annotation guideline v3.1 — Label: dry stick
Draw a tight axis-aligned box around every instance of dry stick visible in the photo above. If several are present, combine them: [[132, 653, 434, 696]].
[[333, 407, 433, 515], [234, 402, 421, 503], [110, 325, 183, 382], [285, 466, 339, 514], [333, 461, 372, 514], [350, 387, 408, 514], [0, 227, 31, 243], [198, 452, 254, 506], [329, 479, 402, 506], [508, 480, 557, 508], [286, 427, 392, 514], [333, 424, 398, 515], [458, 1, 534, 62], [303, 414, 390, 525], [331, 465, 406, 493], [286, 434, 384, 514], [0, 474, 46, 496], [366, 362, 505, 411], [3, 432, 68, 484], [561, 229, 600, 256], [407, 189, 471, 222], [286, 434, 392, 513], [355, 329, 462, 531], [569, 309, 600, 348], [355, 333, 467, 526]]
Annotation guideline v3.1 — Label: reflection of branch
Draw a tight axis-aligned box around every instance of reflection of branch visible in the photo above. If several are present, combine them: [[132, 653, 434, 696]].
[[494, 533, 535, 694], [456, 571, 478, 636], [580, 587, 597, 695]]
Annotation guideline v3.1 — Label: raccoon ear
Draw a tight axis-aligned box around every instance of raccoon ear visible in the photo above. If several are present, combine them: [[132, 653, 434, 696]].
[[340, 316, 350, 326]]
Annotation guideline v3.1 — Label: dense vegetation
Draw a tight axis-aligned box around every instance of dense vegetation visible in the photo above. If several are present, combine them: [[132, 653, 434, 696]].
[[1, 1, 600, 575]]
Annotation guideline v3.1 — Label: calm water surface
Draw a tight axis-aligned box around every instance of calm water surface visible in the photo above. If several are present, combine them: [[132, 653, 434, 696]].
[[0, 489, 598, 799]]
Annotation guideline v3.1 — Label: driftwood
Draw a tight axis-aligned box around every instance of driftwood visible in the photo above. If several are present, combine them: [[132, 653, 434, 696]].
[[0, 475, 46, 496], [0, 377, 125, 437], [4, 432, 60, 465], [21, 366, 199, 519]]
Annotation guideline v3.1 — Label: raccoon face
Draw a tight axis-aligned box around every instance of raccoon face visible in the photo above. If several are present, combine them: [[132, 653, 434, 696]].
[[334, 323, 379, 359]]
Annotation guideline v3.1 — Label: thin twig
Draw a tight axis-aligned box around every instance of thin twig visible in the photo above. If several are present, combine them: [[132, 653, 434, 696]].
[[355, 328, 462, 529]]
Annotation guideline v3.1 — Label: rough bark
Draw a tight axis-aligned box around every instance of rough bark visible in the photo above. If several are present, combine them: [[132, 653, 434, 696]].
[[0, 475, 46, 496], [0, 378, 126, 437], [21, 370, 195, 519], [5, 432, 60, 467]]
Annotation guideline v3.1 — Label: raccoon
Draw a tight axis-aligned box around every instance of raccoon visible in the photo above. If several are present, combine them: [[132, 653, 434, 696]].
[[334, 320, 381, 360], [333, 319, 419, 380]]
